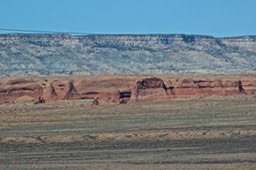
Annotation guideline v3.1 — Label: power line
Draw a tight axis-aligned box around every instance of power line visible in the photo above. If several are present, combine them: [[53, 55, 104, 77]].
[[0, 28, 92, 35]]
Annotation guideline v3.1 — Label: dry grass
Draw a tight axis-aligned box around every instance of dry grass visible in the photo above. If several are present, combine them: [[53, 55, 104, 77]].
[[1, 95, 256, 169]]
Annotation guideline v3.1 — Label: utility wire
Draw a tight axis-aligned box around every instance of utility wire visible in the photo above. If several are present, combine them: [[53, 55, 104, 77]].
[[0, 28, 91, 35]]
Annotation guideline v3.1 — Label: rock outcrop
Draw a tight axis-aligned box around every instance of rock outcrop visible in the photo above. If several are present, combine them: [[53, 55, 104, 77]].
[[44, 80, 80, 101], [130, 77, 168, 102], [0, 75, 256, 105], [0, 78, 43, 104]]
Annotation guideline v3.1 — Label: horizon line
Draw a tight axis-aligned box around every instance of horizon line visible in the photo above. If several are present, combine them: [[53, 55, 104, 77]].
[[0, 28, 255, 38]]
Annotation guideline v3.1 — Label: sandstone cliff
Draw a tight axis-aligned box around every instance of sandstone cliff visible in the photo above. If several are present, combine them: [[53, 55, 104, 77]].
[[0, 75, 256, 104]]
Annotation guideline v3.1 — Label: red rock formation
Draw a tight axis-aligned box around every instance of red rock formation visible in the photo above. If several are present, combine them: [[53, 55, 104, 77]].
[[0, 75, 256, 105], [242, 80, 256, 94], [74, 77, 133, 103], [129, 77, 168, 102], [43, 80, 81, 101], [0, 78, 43, 104]]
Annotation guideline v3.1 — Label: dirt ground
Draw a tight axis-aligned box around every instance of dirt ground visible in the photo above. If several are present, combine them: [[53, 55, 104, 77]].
[[0, 95, 256, 169]]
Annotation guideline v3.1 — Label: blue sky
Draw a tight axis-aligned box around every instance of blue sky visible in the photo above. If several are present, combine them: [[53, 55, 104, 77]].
[[1, 0, 256, 37]]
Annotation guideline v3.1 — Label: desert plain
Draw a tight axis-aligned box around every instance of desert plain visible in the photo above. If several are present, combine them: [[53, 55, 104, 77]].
[[0, 74, 256, 169]]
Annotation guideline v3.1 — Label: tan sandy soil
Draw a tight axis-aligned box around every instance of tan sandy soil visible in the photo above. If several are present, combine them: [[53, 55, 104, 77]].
[[0, 94, 256, 169]]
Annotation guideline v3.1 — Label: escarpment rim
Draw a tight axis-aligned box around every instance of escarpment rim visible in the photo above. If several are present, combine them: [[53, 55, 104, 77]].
[[1, 34, 256, 77]]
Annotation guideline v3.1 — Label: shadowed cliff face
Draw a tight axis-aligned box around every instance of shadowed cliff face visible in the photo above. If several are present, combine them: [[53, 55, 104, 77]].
[[1, 34, 256, 77], [0, 75, 256, 104]]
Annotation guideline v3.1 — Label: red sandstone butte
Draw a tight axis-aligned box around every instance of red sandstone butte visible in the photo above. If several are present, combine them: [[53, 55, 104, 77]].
[[0, 75, 256, 104]]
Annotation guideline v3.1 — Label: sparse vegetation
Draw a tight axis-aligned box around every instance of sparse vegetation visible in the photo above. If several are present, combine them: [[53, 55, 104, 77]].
[[1, 34, 256, 77], [1, 96, 256, 169]]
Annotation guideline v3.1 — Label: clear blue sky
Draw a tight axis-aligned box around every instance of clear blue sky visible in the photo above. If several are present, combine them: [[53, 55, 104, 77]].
[[1, 0, 256, 37]]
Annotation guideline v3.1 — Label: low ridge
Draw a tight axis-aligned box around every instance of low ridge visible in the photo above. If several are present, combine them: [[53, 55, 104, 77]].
[[1, 75, 256, 104]]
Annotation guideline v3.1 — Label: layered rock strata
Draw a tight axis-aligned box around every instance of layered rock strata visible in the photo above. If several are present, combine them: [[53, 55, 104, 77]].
[[0, 75, 256, 104], [1, 34, 256, 77]]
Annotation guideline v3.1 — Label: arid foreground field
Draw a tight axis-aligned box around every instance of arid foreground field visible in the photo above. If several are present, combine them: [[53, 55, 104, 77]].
[[1, 95, 256, 169]]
